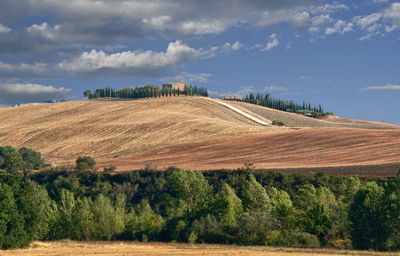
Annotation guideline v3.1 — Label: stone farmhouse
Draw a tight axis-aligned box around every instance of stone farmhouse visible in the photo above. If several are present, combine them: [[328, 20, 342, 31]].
[[222, 95, 243, 101], [162, 81, 186, 92]]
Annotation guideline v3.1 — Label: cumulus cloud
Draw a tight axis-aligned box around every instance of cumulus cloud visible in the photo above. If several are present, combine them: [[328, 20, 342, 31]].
[[161, 72, 211, 83], [0, 24, 11, 33], [353, 13, 383, 29], [290, 11, 310, 29], [263, 34, 279, 51], [364, 84, 400, 91], [384, 3, 400, 24], [58, 40, 206, 76], [325, 20, 353, 35], [0, 61, 47, 77], [263, 85, 288, 92], [221, 41, 242, 52], [0, 83, 71, 105]]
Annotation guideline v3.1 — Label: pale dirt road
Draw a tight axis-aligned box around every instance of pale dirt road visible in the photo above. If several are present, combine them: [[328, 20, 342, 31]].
[[211, 98, 273, 126], [1, 241, 398, 256]]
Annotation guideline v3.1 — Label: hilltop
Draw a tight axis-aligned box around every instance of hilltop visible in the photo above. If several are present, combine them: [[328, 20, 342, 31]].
[[0, 96, 399, 175]]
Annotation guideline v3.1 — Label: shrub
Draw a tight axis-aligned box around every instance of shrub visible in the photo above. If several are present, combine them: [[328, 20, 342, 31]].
[[76, 156, 96, 171], [272, 120, 284, 126]]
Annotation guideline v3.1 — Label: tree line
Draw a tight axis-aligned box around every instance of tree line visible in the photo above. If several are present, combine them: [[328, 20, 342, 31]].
[[1, 146, 400, 251], [229, 93, 331, 117], [83, 85, 209, 99]]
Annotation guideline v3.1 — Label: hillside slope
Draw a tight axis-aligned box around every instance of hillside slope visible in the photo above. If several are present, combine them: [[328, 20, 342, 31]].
[[0, 97, 275, 165], [227, 101, 400, 129], [100, 127, 400, 174], [0, 97, 399, 174]]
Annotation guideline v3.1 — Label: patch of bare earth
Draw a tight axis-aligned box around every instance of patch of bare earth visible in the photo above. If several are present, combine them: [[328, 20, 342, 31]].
[[99, 127, 400, 176], [1, 241, 399, 256]]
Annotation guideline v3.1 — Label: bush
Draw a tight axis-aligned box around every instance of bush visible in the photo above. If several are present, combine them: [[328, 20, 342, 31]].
[[272, 120, 284, 126], [266, 230, 320, 247], [76, 156, 96, 171]]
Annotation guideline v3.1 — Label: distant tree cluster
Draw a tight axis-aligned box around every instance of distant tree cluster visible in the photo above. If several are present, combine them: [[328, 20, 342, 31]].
[[229, 93, 331, 117], [83, 85, 208, 100], [2, 146, 400, 251]]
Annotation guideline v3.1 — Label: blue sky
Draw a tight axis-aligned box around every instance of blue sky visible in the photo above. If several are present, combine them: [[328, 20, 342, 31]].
[[0, 0, 399, 123]]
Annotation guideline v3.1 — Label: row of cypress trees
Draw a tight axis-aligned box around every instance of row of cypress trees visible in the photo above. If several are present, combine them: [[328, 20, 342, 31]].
[[83, 85, 208, 99]]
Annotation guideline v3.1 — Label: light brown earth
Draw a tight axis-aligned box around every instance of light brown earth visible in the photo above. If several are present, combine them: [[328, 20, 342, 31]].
[[1, 240, 399, 256], [1, 97, 399, 176]]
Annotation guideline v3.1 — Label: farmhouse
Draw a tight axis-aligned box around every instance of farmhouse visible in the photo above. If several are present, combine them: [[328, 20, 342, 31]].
[[162, 81, 186, 92], [222, 95, 243, 101]]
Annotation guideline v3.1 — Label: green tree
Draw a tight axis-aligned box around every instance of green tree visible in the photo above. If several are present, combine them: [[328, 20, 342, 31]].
[[167, 169, 213, 216], [240, 174, 271, 212], [18, 147, 44, 170], [91, 194, 124, 240], [76, 156, 96, 171], [124, 200, 164, 241], [349, 182, 386, 250], [214, 183, 243, 227], [83, 90, 93, 99]]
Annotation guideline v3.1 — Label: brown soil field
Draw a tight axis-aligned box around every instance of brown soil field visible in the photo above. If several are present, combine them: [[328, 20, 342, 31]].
[[1, 240, 399, 256], [99, 127, 400, 175], [1, 97, 399, 176]]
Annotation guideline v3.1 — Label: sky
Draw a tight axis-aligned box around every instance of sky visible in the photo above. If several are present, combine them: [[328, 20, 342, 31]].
[[0, 0, 399, 123]]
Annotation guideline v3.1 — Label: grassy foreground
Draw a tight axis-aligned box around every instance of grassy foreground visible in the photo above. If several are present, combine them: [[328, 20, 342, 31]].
[[2, 241, 399, 256]]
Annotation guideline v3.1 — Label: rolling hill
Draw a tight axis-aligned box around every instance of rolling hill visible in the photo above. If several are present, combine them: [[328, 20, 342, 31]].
[[1, 96, 399, 175]]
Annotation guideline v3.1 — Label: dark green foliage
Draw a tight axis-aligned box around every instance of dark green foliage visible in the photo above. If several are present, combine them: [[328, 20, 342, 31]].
[[85, 85, 208, 99], [76, 156, 96, 171], [0, 146, 45, 172], [272, 120, 284, 126], [0, 173, 52, 249], [18, 147, 44, 170], [229, 92, 329, 116], [4, 157, 400, 251]]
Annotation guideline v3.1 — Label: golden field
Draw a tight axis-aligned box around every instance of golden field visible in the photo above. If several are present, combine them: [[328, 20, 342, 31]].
[[1, 240, 399, 256]]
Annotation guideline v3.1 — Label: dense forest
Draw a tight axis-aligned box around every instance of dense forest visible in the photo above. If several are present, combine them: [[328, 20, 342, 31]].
[[1, 146, 400, 251], [83, 85, 208, 99], [228, 93, 331, 117]]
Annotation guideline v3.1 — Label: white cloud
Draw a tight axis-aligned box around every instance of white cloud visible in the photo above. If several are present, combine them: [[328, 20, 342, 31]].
[[0, 61, 47, 75], [0, 83, 71, 105], [325, 20, 353, 35], [142, 16, 172, 29], [311, 3, 349, 14], [263, 34, 279, 51], [353, 13, 383, 29], [384, 3, 400, 24], [179, 19, 231, 35], [221, 41, 242, 51], [263, 85, 288, 92], [372, 0, 388, 3], [58, 40, 205, 75], [161, 72, 211, 83], [290, 11, 310, 29], [311, 14, 332, 27], [0, 24, 11, 33], [364, 84, 400, 91]]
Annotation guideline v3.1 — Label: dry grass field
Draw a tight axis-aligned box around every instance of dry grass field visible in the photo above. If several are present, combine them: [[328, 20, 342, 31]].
[[0, 97, 275, 166], [2, 240, 399, 256], [1, 96, 399, 175]]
